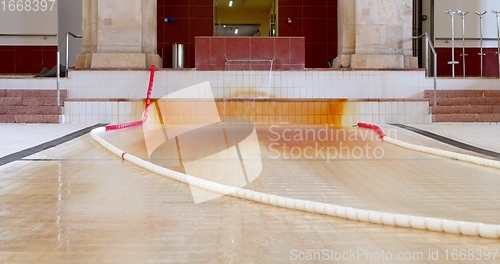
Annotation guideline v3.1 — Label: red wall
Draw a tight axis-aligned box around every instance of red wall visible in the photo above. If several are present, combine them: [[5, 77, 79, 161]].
[[278, 0, 338, 68], [437, 47, 499, 77], [195, 37, 305, 70], [0, 46, 57, 74], [1, 0, 338, 73], [157, 0, 214, 68], [158, 0, 338, 69]]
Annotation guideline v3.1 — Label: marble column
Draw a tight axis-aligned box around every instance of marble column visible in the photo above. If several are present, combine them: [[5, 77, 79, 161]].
[[76, 0, 162, 69], [333, 0, 417, 69]]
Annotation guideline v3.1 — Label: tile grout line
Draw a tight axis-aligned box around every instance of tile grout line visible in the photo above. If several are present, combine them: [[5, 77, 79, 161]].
[[0, 123, 107, 167]]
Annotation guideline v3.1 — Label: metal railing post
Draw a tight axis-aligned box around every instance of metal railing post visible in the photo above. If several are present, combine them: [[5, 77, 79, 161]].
[[56, 32, 82, 108], [65, 32, 69, 77], [476, 11, 487, 77], [57, 51, 60, 107], [493, 10, 500, 77], [433, 50, 437, 107], [412, 32, 438, 107], [444, 10, 458, 78], [425, 35, 429, 76], [457, 10, 469, 77]]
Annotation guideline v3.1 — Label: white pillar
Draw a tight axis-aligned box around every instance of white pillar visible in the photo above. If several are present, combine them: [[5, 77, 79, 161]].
[[76, 0, 162, 69], [334, 0, 417, 69]]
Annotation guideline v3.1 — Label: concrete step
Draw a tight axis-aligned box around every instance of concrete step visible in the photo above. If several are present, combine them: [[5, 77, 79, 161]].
[[435, 97, 500, 106], [0, 115, 61, 123], [432, 114, 500, 123], [424, 89, 500, 98], [0, 97, 63, 106], [431, 105, 500, 115], [0, 89, 68, 123], [0, 89, 68, 98], [0, 106, 62, 115]]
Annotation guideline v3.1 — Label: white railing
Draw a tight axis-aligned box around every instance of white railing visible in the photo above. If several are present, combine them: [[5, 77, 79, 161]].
[[413, 32, 438, 106], [56, 32, 82, 106]]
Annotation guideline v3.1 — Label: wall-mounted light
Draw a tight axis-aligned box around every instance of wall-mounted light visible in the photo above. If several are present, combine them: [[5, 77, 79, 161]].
[[229, 0, 233, 7], [287, 18, 292, 24], [235, 27, 239, 34]]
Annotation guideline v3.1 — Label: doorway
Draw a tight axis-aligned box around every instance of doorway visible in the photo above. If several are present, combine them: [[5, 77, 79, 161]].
[[214, 0, 277, 37]]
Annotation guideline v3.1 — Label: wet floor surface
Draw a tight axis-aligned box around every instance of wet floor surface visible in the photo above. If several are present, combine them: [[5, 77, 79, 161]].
[[0, 124, 499, 263]]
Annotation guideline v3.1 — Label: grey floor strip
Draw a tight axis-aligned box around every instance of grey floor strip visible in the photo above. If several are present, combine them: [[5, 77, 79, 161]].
[[0, 123, 106, 167], [390, 123, 500, 159]]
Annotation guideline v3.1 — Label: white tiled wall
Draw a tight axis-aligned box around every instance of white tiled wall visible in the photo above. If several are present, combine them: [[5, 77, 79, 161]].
[[64, 100, 430, 125], [433, 78, 500, 90], [56, 70, 436, 100], [64, 101, 145, 124], [2, 69, 438, 124], [340, 101, 430, 126]]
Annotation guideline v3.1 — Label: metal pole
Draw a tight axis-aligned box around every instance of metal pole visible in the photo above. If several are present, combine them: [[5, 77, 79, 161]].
[[434, 51, 437, 107], [425, 34, 429, 77], [493, 10, 500, 77], [57, 51, 60, 107], [445, 10, 458, 77], [65, 32, 69, 75], [476, 11, 487, 77], [457, 10, 469, 77]]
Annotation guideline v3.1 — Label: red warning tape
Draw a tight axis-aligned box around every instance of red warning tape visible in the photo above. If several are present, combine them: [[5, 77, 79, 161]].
[[357, 122, 386, 140], [105, 65, 156, 131]]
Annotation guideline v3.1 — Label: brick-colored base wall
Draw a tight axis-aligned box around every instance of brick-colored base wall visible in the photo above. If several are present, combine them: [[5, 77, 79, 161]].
[[195, 37, 305, 70]]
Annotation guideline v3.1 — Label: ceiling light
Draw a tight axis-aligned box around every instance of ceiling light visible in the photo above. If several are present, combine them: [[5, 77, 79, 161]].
[[235, 28, 239, 34], [229, 1, 233, 7]]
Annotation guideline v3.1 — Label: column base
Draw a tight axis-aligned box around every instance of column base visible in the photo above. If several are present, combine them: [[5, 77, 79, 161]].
[[75, 53, 92, 69], [91, 53, 146, 69], [332, 55, 352, 68], [146, 54, 163, 69], [351, 54, 404, 69], [76, 53, 163, 69], [404, 56, 419, 69]]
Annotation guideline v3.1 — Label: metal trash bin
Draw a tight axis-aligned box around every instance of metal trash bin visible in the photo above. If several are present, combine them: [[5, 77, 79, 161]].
[[172, 43, 184, 68]]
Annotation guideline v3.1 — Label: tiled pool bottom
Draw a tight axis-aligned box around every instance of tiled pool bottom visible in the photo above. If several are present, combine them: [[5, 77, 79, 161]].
[[0, 123, 499, 263], [64, 98, 430, 125], [98, 124, 500, 224]]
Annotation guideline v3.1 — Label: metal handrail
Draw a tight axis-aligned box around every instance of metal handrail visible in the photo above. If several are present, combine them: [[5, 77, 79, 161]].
[[413, 32, 438, 107], [0, 33, 57, 37], [56, 31, 82, 106], [436, 37, 498, 41]]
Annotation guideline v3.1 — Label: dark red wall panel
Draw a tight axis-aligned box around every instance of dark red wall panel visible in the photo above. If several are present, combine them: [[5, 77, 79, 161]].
[[436, 47, 499, 77], [195, 37, 305, 71], [278, 0, 337, 68], [157, 0, 213, 68], [0, 46, 56, 74]]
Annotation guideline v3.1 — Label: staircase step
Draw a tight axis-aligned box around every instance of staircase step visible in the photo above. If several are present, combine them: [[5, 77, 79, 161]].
[[431, 105, 498, 114], [0, 97, 23, 106], [0, 106, 62, 115], [0, 89, 68, 124], [0, 115, 61, 123], [22, 97, 63, 106], [0, 97, 63, 106], [436, 97, 500, 106], [424, 89, 500, 98], [3, 89, 68, 98], [432, 114, 500, 123]]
